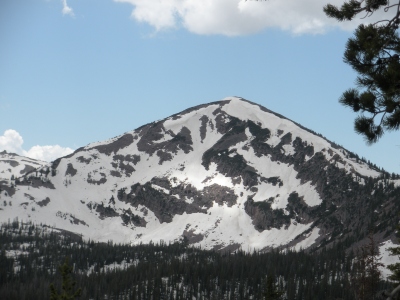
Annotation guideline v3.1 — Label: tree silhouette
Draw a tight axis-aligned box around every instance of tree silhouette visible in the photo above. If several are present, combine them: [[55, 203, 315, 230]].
[[263, 273, 284, 300], [352, 234, 383, 299], [324, 0, 400, 143], [49, 257, 82, 300]]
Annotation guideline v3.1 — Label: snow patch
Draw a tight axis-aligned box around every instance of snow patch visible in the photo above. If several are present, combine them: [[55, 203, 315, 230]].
[[379, 240, 400, 279], [293, 227, 320, 251]]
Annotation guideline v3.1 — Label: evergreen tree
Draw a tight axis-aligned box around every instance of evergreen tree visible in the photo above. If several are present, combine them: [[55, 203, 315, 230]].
[[387, 224, 400, 299], [352, 234, 383, 299], [263, 274, 284, 300], [324, 0, 400, 143], [49, 257, 82, 300]]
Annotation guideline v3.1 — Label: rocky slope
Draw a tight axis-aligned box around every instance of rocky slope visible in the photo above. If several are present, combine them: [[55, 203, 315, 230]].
[[1, 97, 399, 254], [0, 151, 47, 180]]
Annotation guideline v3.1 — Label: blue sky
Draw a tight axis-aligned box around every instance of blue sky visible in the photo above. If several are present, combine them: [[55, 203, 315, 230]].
[[0, 0, 398, 173]]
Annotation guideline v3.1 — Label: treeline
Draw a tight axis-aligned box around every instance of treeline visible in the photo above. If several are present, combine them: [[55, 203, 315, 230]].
[[0, 221, 393, 299]]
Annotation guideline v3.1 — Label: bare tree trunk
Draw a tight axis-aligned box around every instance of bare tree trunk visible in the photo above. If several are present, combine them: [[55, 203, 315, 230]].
[[386, 284, 400, 300]]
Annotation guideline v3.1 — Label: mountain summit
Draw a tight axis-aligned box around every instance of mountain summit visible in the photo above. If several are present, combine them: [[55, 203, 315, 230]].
[[1, 97, 399, 253]]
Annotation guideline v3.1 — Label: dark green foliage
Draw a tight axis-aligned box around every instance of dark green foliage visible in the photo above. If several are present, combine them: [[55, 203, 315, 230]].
[[324, 0, 400, 143], [386, 224, 400, 299], [388, 246, 400, 283], [0, 221, 394, 300], [352, 234, 383, 299], [49, 257, 82, 300], [263, 274, 284, 300]]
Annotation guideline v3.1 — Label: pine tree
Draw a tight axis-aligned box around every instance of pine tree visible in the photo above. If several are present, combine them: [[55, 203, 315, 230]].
[[263, 274, 284, 300], [352, 234, 383, 299], [49, 257, 82, 300], [324, 0, 400, 143], [387, 224, 400, 299]]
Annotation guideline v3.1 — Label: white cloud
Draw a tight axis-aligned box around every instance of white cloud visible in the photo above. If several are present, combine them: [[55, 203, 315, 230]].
[[0, 129, 74, 162], [114, 0, 390, 35], [62, 0, 74, 17], [25, 145, 74, 162], [0, 130, 24, 154]]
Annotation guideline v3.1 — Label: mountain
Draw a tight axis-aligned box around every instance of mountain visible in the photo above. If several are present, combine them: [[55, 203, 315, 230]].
[[0, 151, 47, 180], [1, 96, 399, 255]]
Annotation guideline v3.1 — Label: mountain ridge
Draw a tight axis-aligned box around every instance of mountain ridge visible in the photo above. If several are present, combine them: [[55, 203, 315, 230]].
[[0, 150, 47, 179], [1, 97, 399, 257]]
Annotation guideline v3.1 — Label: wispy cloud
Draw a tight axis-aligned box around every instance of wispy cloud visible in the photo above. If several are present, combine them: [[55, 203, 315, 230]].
[[114, 0, 388, 35], [0, 129, 74, 162], [62, 0, 74, 17]]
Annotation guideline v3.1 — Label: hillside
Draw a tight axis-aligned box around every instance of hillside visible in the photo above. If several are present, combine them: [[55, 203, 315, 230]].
[[1, 97, 399, 256]]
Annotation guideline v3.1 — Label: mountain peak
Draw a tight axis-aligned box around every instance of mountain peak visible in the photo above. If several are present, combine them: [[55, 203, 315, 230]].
[[0, 97, 397, 255]]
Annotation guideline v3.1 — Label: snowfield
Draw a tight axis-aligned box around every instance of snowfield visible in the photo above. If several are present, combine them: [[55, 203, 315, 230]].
[[0, 97, 394, 254]]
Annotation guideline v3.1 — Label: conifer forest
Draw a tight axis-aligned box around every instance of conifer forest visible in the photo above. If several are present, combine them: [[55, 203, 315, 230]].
[[0, 220, 396, 300]]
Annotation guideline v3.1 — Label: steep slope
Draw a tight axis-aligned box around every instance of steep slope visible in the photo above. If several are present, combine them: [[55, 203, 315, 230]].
[[1, 97, 399, 253]]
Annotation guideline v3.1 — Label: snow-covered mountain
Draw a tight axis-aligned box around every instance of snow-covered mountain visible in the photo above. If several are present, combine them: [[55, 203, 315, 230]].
[[1, 97, 399, 253], [0, 151, 47, 180]]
